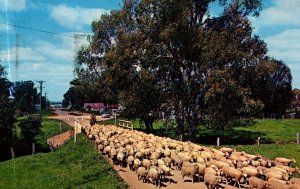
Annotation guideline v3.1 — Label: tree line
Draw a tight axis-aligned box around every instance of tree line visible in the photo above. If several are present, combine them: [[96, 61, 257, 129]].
[[0, 65, 46, 161], [63, 0, 293, 141]]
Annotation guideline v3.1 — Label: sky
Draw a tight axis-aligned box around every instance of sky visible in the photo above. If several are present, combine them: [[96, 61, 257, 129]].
[[0, 0, 299, 102]]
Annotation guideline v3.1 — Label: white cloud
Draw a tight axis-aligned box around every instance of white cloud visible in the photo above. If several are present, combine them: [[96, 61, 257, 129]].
[[0, 0, 26, 12], [0, 46, 46, 63], [265, 29, 300, 61], [50, 4, 110, 30], [0, 33, 90, 101], [263, 29, 300, 89], [251, 0, 300, 32]]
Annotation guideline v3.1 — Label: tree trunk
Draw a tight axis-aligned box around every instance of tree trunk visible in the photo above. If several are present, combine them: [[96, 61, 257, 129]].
[[142, 118, 151, 132], [176, 117, 184, 141]]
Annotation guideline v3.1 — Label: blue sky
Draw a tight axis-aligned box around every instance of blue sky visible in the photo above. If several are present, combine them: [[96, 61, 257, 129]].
[[0, 0, 299, 102]]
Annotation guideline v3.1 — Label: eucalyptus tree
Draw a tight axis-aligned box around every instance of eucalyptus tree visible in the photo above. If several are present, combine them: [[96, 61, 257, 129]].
[[76, 0, 292, 139]]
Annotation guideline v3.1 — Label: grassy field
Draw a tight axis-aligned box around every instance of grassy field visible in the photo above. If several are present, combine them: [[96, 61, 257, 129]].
[[0, 135, 127, 189]]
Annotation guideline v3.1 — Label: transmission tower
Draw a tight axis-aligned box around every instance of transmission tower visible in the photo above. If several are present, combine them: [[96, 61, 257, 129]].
[[73, 34, 88, 78], [15, 34, 19, 81]]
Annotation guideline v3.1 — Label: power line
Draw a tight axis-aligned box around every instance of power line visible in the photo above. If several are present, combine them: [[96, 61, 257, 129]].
[[0, 22, 88, 39]]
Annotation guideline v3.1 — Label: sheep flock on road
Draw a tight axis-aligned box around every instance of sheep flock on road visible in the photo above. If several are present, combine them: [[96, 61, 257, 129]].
[[83, 124, 300, 189]]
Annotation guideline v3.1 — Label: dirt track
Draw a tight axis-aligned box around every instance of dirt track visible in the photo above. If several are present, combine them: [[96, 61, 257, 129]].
[[48, 109, 239, 189]]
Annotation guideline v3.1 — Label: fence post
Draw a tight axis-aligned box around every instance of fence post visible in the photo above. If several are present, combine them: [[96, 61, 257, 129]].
[[10, 147, 15, 159], [297, 133, 299, 144], [32, 142, 35, 155], [257, 137, 261, 146], [217, 137, 220, 147]]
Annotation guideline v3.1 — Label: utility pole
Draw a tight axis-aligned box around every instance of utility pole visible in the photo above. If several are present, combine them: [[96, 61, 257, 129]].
[[36, 81, 45, 113], [44, 92, 48, 111]]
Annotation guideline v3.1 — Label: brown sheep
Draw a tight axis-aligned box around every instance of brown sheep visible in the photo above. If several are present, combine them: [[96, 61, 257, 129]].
[[223, 167, 244, 189], [275, 157, 296, 166], [181, 163, 199, 183], [204, 173, 221, 189], [290, 178, 300, 185], [265, 171, 289, 181], [248, 176, 266, 189], [266, 180, 289, 189]]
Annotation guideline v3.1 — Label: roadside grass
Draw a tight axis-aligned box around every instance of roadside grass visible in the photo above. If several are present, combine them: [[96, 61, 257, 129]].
[[0, 135, 127, 189]]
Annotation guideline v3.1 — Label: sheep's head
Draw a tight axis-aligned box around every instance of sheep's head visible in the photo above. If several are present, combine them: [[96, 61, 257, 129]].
[[283, 174, 289, 181]]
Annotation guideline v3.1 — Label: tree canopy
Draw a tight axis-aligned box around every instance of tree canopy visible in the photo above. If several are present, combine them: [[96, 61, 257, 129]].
[[64, 0, 292, 140]]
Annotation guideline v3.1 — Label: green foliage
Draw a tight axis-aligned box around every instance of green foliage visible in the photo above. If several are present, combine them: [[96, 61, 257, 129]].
[[0, 135, 127, 189], [70, 0, 292, 139], [12, 81, 38, 114], [19, 115, 42, 143], [0, 65, 16, 161]]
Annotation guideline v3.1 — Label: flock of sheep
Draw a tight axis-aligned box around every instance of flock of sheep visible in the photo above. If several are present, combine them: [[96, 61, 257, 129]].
[[82, 124, 300, 189]]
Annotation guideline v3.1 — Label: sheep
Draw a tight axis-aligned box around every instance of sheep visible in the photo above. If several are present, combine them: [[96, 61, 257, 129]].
[[133, 159, 141, 171], [147, 167, 161, 187], [241, 166, 262, 178], [173, 156, 184, 170], [214, 160, 230, 169], [265, 171, 289, 181], [97, 144, 104, 152], [127, 155, 134, 170], [266, 180, 290, 189], [197, 163, 207, 181], [163, 157, 172, 168], [158, 164, 174, 183], [290, 178, 300, 185], [248, 176, 266, 189], [204, 173, 221, 189], [268, 177, 288, 184], [142, 159, 152, 170], [223, 167, 244, 189], [290, 184, 300, 189], [157, 159, 165, 167], [116, 152, 125, 167], [137, 167, 148, 183], [275, 157, 296, 166], [110, 148, 117, 163], [181, 162, 199, 183], [220, 147, 234, 154]]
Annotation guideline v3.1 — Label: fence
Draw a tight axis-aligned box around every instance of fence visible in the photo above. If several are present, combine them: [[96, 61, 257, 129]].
[[118, 119, 133, 130]]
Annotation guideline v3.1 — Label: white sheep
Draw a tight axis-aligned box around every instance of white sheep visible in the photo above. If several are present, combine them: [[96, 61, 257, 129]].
[[137, 167, 148, 183], [147, 167, 161, 187]]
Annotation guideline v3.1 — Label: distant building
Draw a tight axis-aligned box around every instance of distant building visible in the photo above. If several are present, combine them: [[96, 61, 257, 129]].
[[84, 103, 105, 111]]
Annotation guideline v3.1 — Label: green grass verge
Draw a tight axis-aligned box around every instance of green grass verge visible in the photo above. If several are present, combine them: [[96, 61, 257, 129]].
[[35, 117, 70, 149], [236, 119, 300, 142], [0, 135, 128, 189]]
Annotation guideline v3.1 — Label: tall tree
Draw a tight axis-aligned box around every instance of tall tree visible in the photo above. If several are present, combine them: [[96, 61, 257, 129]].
[[0, 65, 16, 161], [75, 0, 292, 140], [12, 81, 38, 114]]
